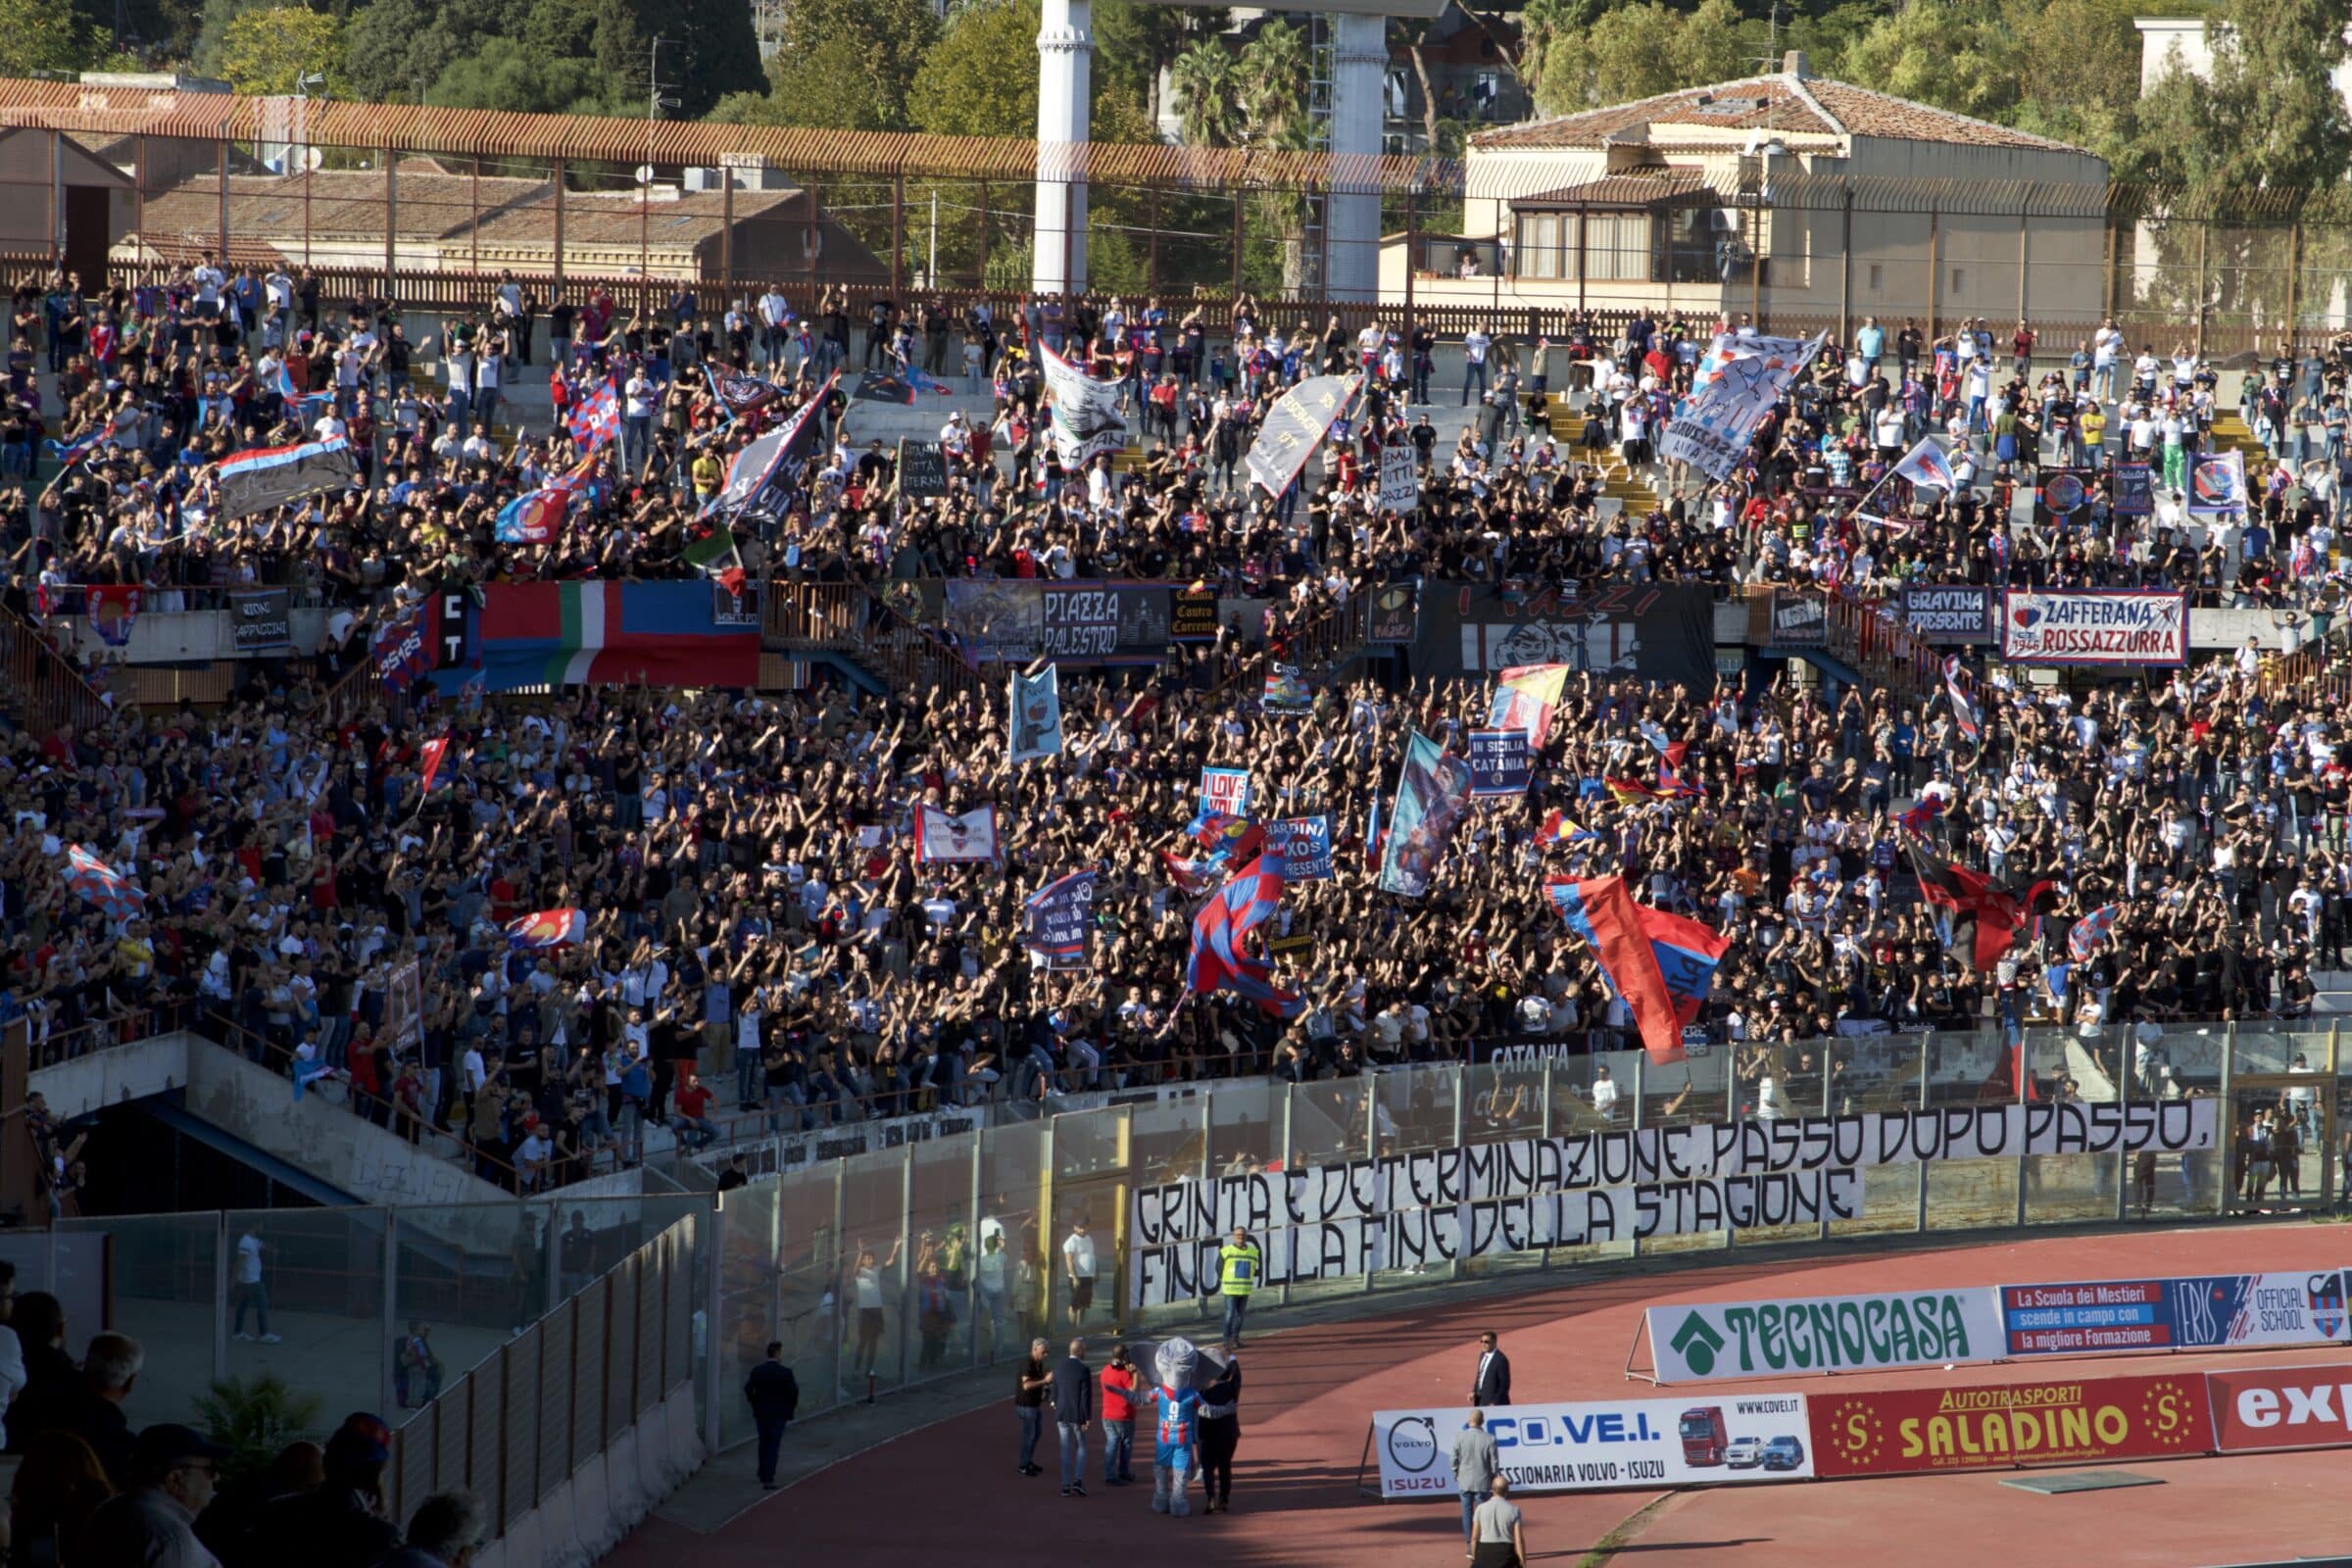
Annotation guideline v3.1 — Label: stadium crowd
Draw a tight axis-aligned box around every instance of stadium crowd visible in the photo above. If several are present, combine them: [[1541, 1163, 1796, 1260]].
[[0, 265, 2348, 1208]]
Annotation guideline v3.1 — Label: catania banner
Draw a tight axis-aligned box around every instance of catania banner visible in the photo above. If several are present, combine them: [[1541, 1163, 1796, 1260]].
[[1371, 1395, 1815, 1498], [1807, 1371, 2213, 1478], [1999, 589, 2188, 666], [1649, 1289, 2006, 1384]]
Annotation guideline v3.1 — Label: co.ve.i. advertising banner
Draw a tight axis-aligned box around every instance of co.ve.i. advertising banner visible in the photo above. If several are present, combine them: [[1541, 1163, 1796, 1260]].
[[1370, 1395, 1814, 1497]]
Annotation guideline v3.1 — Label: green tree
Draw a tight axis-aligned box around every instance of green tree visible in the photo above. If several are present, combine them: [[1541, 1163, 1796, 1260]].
[[736, 0, 940, 130], [1168, 37, 1239, 147], [1531, 0, 1750, 115], [1239, 19, 1311, 144], [217, 3, 345, 96], [909, 0, 1039, 139], [0, 0, 98, 75], [427, 34, 636, 116], [1833, 0, 2021, 125], [340, 0, 492, 102]]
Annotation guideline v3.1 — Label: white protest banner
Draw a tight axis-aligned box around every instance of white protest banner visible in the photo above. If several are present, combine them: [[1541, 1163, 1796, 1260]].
[[914, 805, 1002, 862], [1372, 1394, 1814, 1497], [1131, 1170, 1863, 1304], [1038, 340, 1128, 466], [1378, 442, 1419, 515], [1126, 1099, 2214, 1307], [1647, 1287, 2009, 1383], [1658, 333, 1819, 481]]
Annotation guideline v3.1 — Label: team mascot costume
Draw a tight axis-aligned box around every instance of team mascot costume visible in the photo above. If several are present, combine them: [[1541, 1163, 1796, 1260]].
[[1149, 1336, 1201, 1515]]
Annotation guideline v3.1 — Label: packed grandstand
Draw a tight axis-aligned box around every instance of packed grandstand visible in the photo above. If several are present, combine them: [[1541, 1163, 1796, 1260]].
[[6, 259, 2350, 1217]]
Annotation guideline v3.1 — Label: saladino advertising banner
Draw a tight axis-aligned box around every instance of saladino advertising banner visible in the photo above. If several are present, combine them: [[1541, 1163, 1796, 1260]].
[[1806, 1372, 2213, 1479]]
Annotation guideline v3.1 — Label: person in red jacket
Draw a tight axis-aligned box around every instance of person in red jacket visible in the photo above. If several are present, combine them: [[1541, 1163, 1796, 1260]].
[[1099, 1342, 1139, 1486]]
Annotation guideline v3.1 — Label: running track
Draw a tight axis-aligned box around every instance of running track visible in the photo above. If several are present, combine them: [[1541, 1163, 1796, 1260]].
[[608, 1225, 2352, 1566]]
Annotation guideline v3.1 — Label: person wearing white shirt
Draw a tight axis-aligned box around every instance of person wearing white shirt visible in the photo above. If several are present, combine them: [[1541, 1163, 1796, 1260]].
[[1462, 325, 1492, 405], [1061, 1218, 1100, 1327], [1590, 1065, 1621, 1122], [473, 347, 505, 433]]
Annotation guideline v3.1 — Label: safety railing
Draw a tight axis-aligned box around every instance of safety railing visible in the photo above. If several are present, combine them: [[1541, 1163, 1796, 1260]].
[[0, 1194, 710, 1566], [387, 1210, 701, 1537], [0, 602, 111, 738], [193, 1011, 531, 1194]]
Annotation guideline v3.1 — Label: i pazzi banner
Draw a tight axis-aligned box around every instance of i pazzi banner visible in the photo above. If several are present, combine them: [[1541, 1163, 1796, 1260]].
[[1372, 1394, 1815, 1498], [1423, 582, 1718, 689]]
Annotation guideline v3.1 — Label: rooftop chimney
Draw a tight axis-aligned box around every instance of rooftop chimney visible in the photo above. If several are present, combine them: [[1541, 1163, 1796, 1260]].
[[1784, 49, 1809, 78]]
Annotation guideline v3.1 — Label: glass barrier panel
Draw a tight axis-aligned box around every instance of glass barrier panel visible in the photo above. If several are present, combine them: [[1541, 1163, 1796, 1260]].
[[713, 1184, 779, 1452], [1280, 1078, 1373, 1311], [2023, 1025, 2114, 1226], [774, 1163, 843, 1418], [908, 1137, 979, 1380], [1830, 1034, 1927, 1240], [977, 1120, 1049, 1359], [54, 1212, 219, 1433], [221, 1207, 390, 1436], [1922, 1029, 2021, 1234], [838, 1145, 910, 1393]]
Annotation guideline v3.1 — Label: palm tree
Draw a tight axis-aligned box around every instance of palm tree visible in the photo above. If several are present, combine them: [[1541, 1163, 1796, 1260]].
[[1240, 20, 1312, 144], [1170, 39, 1240, 148]]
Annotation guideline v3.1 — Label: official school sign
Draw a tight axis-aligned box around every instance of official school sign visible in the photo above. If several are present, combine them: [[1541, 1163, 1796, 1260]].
[[1128, 1100, 2213, 1308]]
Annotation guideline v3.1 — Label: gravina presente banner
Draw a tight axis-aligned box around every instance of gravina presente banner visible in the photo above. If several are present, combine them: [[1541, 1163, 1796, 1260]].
[[1126, 1100, 2211, 1307], [1372, 1394, 1815, 1498]]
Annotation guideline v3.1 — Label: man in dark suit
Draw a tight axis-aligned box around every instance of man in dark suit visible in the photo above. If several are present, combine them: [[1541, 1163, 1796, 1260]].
[[745, 1342, 801, 1491], [1471, 1330, 1511, 1407]]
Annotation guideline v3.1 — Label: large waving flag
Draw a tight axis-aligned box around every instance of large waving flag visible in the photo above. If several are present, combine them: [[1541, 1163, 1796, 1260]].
[[65, 844, 143, 924], [2068, 903, 2120, 963], [1023, 870, 1098, 969], [1910, 846, 2056, 969], [705, 365, 785, 422], [706, 370, 837, 518], [44, 425, 106, 472], [215, 435, 357, 519], [1377, 732, 1474, 898], [507, 909, 587, 950], [1633, 904, 1732, 1028], [1490, 664, 1570, 748], [1942, 655, 1982, 747], [1008, 665, 1064, 763], [495, 459, 599, 546], [1037, 339, 1129, 466], [1544, 875, 1690, 1065], [566, 382, 620, 450], [1186, 855, 1303, 1017], [1893, 434, 1958, 493]]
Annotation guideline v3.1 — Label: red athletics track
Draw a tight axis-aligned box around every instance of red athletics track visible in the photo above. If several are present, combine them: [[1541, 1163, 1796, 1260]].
[[608, 1225, 2352, 1568]]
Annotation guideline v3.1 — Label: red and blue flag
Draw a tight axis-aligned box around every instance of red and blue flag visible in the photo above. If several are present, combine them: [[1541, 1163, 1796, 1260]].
[[1186, 855, 1302, 1017], [507, 909, 586, 950], [65, 844, 142, 924], [2068, 903, 2120, 963], [1544, 875, 1702, 1064], [566, 382, 619, 450]]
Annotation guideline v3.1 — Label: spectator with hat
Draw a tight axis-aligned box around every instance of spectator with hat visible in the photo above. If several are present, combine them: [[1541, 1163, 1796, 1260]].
[[80, 1420, 226, 1567], [243, 1413, 400, 1568]]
